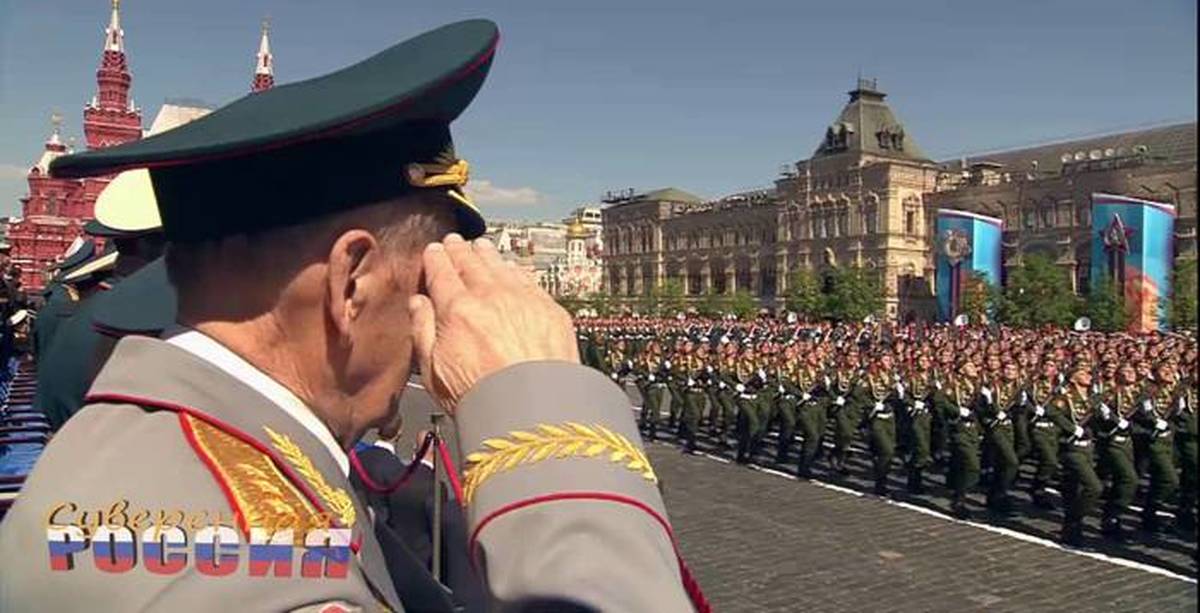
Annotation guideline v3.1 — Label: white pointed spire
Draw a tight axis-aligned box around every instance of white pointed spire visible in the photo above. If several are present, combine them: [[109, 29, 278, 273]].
[[256, 18, 273, 76], [104, 0, 124, 53], [47, 112, 64, 146]]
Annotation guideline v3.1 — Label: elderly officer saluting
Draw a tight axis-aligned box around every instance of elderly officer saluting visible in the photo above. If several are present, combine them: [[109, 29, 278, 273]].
[[0, 21, 705, 613]]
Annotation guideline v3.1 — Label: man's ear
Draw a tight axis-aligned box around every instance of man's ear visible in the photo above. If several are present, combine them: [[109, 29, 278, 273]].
[[327, 229, 382, 337]]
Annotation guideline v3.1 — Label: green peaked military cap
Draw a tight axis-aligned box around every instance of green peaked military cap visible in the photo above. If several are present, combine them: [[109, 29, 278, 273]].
[[50, 19, 498, 242], [53, 239, 97, 275]]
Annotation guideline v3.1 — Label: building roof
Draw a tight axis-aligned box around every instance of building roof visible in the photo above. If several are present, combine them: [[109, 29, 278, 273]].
[[640, 187, 703, 203], [946, 122, 1197, 174], [812, 79, 929, 162], [147, 103, 213, 136]]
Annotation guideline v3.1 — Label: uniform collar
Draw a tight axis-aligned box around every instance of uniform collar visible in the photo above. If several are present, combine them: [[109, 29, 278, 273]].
[[163, 326, 350, 477]]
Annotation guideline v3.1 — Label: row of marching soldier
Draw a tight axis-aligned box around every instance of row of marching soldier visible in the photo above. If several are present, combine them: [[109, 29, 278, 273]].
[[581, 316, 1197, 547]]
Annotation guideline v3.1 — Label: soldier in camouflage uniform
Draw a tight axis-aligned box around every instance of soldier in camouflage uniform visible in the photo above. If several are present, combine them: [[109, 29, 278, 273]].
[[827, 357, 862, 475], [941, 360, 984, 519], [794, 349, 828, 479], [1094, 362, 1139, 540], [978, 360, 1022, 514], [902, 353, 938, 494], [1135, 362, 1182, 533], [1026, 359, 1062, 509], [679, 341, 708, 454], [1048, 361, 1103, 546], [861, 359, 900, 496]]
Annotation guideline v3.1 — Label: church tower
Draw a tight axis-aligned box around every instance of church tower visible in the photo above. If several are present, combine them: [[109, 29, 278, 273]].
[[252, 19, 275, 92], [83, 0, 142, 149]]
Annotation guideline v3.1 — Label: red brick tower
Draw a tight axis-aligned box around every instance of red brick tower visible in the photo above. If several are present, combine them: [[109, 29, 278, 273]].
[[9, 0, 142, 292]]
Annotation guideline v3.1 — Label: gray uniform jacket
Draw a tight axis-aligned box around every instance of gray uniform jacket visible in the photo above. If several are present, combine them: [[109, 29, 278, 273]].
[[0, 335, 694, 612]]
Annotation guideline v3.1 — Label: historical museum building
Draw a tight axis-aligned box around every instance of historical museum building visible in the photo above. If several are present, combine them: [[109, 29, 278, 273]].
[[6, 2, 275, 292], [601, 79, 1196, 320]]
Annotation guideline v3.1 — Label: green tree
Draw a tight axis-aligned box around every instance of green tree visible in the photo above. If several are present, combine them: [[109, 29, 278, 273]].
[[1171, 258, 1198, 330], [636, 285, 658, 317], [659, 278, 686, 316], [728, 289, 758, 320], [785, 269, 825, 320], [824, 267, 884, 322], [586, 291, 613, 317], [697, 290, 728, 318], [556, 295, 583, 316], [1083, 276, 1128, 332], [998, 254, 1078, 327]]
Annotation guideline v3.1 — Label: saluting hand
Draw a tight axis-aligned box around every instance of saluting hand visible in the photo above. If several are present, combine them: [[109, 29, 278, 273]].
[[410, 233, 579, 412]]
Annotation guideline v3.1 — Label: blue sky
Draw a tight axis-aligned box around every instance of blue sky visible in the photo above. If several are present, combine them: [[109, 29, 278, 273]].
[[0, 0, 1195, 220]]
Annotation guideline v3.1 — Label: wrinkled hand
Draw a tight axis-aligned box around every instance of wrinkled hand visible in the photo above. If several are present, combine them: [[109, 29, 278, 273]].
[[410, 234, 579, 413]]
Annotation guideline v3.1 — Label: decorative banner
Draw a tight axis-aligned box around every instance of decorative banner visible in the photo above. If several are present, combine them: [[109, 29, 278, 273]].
[[1089, 193, 1176, 332], [935, 209, 1003, 322]]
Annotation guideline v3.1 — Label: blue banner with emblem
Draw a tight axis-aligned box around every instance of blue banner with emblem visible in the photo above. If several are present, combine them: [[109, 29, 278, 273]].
[[935, 209, 1003, 322], [1089, 193, 1175, 332]]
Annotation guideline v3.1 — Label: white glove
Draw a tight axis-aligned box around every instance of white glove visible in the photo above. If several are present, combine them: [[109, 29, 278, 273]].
[[687, 377, 695, 387], [801, 392, 812, 402], [835, 396, 846, 407], [1117, 417, 1130, 430], [706, 365, 714, 374], [824, 375, 832, 388], [873, 402, 885, 413], [736, 383, 746, 393], [997, 411, 1008, 421], [718, 381, 727, 390], [648, 374, 656, 382], [934, 380, 943, 391], [626, 359, 634, 369], [665, 360, 672, 369], [610, 372, 619, 381], [1142, 399, 1153, 413], [895, 383, 906, 399], [1098, 403, 1112, 419], [757, 368, 767, 381], [778, 384, 785, 395], [959, 407, 972, 418], [914, 400, 926, 410], [1034, 405, 1045, 418], [980, 387, 993, 404], [1073, 426, 1084, 438], [1155, 419, 1168, 431]]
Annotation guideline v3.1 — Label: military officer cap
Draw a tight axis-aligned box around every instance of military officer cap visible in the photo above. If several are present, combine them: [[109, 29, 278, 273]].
[[81, 169, 163, 238], [51, 20, 498, 243], [61, 247, 119, 283], [52, 238, 97, 275]]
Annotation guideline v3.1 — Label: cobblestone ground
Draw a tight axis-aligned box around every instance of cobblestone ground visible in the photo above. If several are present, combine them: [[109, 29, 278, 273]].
[[651, 443, 1196, 613], [399, 381, 1198, 612]]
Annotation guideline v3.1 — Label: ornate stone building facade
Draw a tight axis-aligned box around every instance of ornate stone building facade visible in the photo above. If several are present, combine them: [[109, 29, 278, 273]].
[[601, 79, 1197, 320], [926, 123, 1197, 294]]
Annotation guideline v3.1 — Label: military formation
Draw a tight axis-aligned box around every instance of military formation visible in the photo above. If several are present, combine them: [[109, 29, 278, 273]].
[[580, 315, 1198, 547]]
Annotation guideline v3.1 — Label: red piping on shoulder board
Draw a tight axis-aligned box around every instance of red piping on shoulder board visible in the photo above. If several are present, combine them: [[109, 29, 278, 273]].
[[468, 491, 711, 613], [57, 33, 500, 178], [84, 392, 360, 554]]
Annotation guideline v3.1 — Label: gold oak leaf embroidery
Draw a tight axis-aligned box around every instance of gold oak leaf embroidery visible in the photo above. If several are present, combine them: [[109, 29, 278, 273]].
[[264, 426, 357, 528], [463, 422, 657, 503]]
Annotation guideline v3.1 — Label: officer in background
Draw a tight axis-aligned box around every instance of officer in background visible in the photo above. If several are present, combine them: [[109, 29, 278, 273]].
[[31, 239, 95, 359], [34, 169, 167, 429]]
